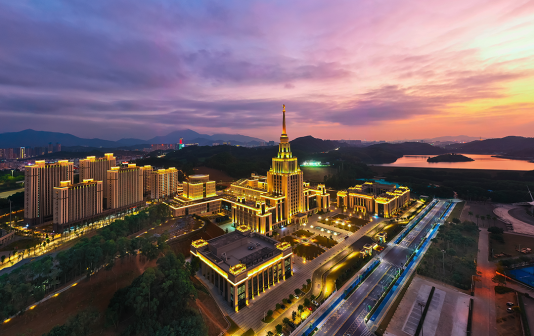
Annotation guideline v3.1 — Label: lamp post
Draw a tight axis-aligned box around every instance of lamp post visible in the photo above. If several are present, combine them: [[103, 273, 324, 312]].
[[8, 199, 12, 226]]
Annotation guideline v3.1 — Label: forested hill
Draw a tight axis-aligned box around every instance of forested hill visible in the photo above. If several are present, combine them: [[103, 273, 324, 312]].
[[453, 136, 534, 154], [289, 136, 347, 153]]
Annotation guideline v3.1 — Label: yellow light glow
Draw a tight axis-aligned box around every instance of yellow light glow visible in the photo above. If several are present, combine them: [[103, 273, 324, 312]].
[[229, 263, 247, 275], [191, 239, 208, 248], [29, 305, 36, 310], [276, 242, 291, 251]]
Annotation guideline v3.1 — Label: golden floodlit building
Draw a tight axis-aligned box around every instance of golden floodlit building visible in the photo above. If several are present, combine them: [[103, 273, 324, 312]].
[[170, 106, 330, 235], [337, 182, 410, 218], [24, 160, 74, 225], [52, 179, 103, 232], [79, 153, 116, 204], [191, 226, 293, 312]]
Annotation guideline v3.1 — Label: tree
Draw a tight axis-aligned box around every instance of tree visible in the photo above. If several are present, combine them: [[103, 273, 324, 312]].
[[289, 294, 294, 300], [267, 332, 274, 336], [292, 310, 297, 321], [0, 255, 4, 264], [276, 303, 281, 310], [306, 278, 311, 286], [283, 317, 290, 326], [468, 211, 473, 221], [294, 288, 302, 296], [267, 309, 273, 317], [488, 226, 504, 234], [298, 304, 304, 313], [275, 324, 283, 335], [452, 218, 461, 224], [282, 298, 288, 305], [304, 298, 311, 307], [475, 214, 479, 225]]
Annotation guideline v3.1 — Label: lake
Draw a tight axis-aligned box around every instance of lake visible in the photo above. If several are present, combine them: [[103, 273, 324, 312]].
[[371, 154, 534, 171]]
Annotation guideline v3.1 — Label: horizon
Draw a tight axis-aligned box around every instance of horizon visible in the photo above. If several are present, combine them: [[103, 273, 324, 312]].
[[1, 1, 534, 141], [0, 128, 502, 144]]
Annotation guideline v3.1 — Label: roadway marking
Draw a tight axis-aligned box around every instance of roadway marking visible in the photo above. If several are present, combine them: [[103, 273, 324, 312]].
[[322, 265, 393, 336]]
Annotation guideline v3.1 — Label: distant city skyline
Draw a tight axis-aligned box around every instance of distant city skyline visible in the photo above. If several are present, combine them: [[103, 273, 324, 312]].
[[1, 1, 533, 141]]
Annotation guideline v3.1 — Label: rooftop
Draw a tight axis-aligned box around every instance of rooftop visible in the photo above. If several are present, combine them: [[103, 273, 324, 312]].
[[197, 231, 282, 273]]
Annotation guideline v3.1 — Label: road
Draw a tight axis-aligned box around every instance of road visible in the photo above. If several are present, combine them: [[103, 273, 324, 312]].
[[310, 200, 448, 336], [472, 230, 497, 336]]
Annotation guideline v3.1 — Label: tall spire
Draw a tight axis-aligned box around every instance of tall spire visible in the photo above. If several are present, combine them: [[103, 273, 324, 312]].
[[282, 104, 287, 135]]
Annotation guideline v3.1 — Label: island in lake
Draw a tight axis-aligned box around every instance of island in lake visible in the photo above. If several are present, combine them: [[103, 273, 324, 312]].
[[427, 153, 474, 163]]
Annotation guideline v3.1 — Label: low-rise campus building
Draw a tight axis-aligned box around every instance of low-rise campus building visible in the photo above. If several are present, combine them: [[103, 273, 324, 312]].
[[191, 227, 293, 312], [337, 182, 410, 218]]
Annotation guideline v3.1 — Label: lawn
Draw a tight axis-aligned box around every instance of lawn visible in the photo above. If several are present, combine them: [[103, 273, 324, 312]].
[[332, 214, 348, 220], [417, 220, 479, 290], [281, 236, 299, 246], [294, 243, 325, 260], [446, 201, 465, 222], [0, 237, 42, 252], [313, 235, 338, 248], [377, 223, 406, 242], [322, 251, 368, 298], [335, 223, 359, 232], [489, 232, 534, 260], [293, 229, 314, 238]]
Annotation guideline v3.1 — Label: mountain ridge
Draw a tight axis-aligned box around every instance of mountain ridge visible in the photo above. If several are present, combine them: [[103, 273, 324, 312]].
[[0, 129, 266, 148]]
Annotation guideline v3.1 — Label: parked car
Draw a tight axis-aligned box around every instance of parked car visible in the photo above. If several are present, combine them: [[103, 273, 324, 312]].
[[294, 295, 299, 299], [312, 300, 319, 305], [506, 302, 514, 306], [507, 307, 513, 313]]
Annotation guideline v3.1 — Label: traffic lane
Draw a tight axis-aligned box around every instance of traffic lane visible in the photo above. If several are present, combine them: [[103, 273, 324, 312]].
[[335, 268, 397, 336], [325, 266, 394, 336], [333, 204, 447, 335], [312, 202, 447, 335], [313, 263, 391, 336]]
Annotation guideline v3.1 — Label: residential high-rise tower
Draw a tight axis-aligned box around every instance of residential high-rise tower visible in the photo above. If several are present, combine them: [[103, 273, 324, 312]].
[[53, 179, 103, 232], [79, 153, 116, 205], [24, 160, 74, 225], [106, 164, 143, 209]]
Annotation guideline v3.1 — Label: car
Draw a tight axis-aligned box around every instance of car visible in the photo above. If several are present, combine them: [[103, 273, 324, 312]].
[[312, 300, 319, 305], [507, 307, 513, 313], [288, 321, 296, 328], [506, 302, 514, 306], [294, 295, 299, 299]]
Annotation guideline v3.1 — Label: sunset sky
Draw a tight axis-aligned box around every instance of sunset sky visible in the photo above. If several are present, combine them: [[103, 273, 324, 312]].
[[1, 0, 534, 141]]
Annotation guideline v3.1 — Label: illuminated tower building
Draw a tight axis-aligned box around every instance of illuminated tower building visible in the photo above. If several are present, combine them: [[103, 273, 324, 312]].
[[53, 179, 103, 232], [141, 165, 153, 197], [267, 105, 304, 223], [150, 167, 179, 200], [24, 160, 74, 225], [79, 153, 117, 205], [106, 164, 143, 210]]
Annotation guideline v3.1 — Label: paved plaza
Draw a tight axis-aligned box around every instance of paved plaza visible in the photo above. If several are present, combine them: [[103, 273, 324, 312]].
[[384, 275, 470, 336]]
